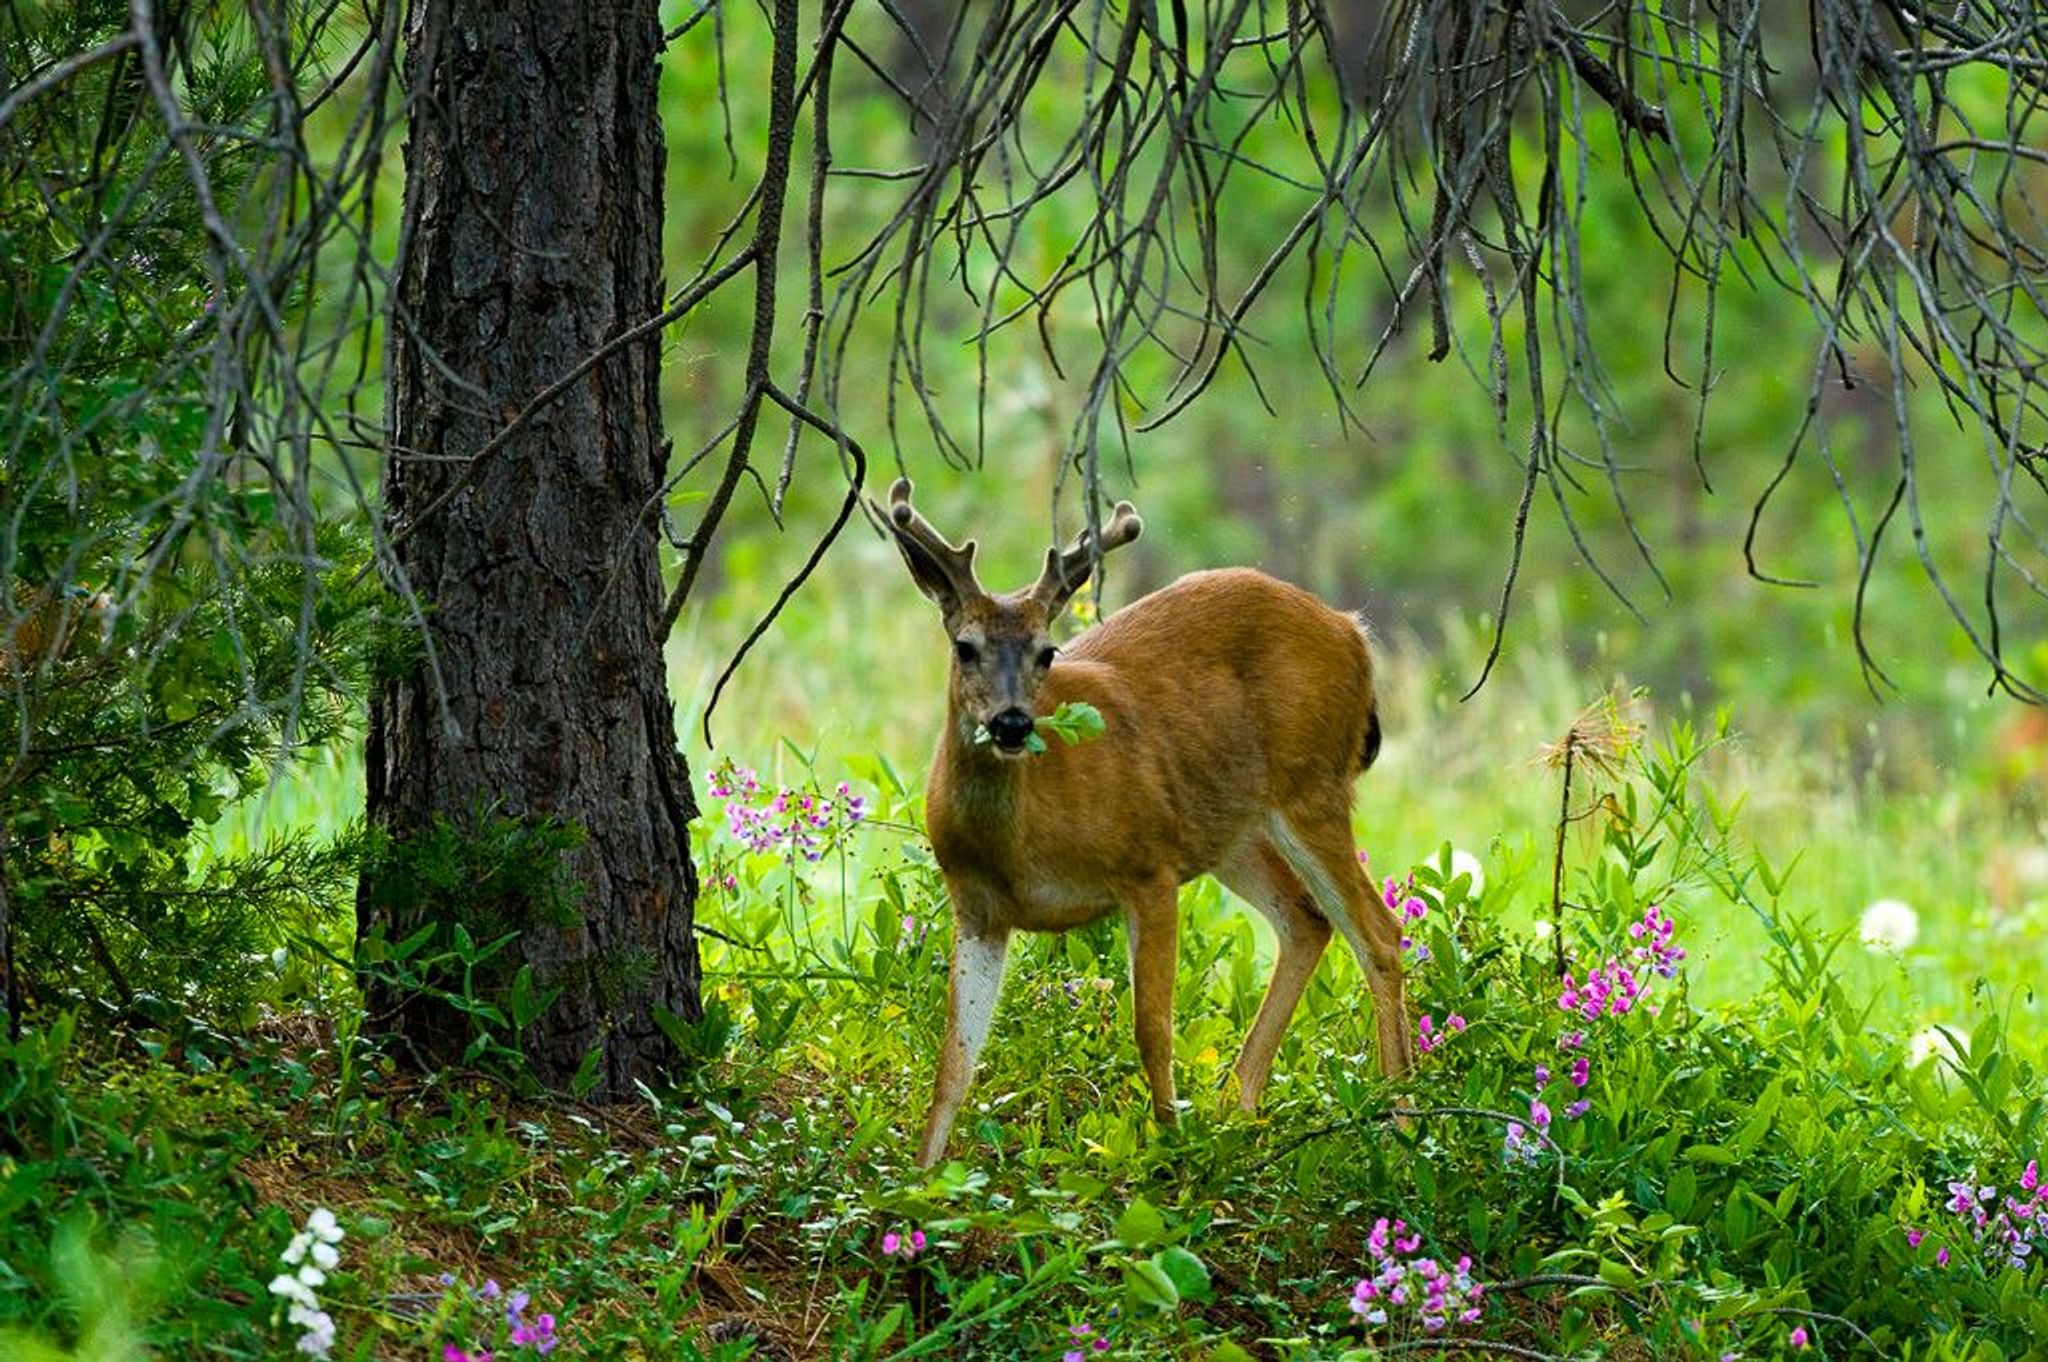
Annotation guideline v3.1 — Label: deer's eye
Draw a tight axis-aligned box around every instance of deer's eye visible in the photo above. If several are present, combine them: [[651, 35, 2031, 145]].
[[1036, 646, 1058, 669], [953, 639, 980, 666]]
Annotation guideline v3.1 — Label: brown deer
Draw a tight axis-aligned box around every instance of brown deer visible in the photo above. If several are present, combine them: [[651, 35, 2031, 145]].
[[875, 478, 1410, 1168], [2, 583, 111, 676]]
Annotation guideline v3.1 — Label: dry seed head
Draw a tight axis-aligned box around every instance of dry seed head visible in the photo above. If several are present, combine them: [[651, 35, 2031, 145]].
[[1538, 688, 1646, 777]]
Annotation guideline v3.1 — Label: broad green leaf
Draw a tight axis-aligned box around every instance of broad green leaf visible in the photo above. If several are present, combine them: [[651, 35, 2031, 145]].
[[570, 1044, 605, 1099], [1114, 1197, 1166, 1249], [1155, 1246, 1212, 1302], [1123, 1256, 1180, 1312]]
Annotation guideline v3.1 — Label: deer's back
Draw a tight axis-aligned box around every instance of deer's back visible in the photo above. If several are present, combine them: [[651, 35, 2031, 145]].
[[933, 568, 1377, 919], [1072, 566, 1375, 756]]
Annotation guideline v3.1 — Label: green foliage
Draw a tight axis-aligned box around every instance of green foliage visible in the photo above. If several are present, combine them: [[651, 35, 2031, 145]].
[[0, 1016, 284, 1356], [354, 809, 587, 1070], [4, 6, 2046, 1358], [0, 1218, 160, 1362], [1032, 701, 1107, 752], [668, 5, 2047, 744], [972, 701, 1108, 755], [12, 711, 2036, 1357], [2, 525, 381, 1016], [665, 719, 2047, 1358], [1, 4, 392, 1020]]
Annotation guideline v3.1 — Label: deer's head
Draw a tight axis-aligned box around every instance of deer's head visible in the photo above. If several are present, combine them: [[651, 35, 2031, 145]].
[[877, 478, 1142, 758]]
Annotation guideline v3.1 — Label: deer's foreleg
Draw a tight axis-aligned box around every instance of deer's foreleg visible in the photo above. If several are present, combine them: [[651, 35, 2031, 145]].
[[915, 922, 1010, 1168], [1125, 878, 1183, 1126]]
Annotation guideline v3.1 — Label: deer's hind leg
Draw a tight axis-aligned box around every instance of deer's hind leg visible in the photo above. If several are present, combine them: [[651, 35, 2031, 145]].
[[1267, 807, 1414, 1077], [1216, 840, 1332, 1111]]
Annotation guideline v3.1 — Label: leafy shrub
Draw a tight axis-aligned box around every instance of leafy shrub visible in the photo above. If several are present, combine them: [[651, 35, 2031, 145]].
[[0, 1016, 284, 1355], [354, 808, 587, 1074], [1, 4, 390, 1022]]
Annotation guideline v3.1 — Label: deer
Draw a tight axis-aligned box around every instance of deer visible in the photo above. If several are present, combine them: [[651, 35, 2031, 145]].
[[3, 582, 111, 677], [874, 478, 1411, 1168]]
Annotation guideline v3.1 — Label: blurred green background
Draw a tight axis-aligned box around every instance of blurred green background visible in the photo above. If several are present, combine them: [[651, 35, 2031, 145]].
[[226, 0, 2048, 1055]]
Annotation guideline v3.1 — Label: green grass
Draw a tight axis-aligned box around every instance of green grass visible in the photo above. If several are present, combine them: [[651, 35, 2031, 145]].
[[662, 575, 2048, 1032]]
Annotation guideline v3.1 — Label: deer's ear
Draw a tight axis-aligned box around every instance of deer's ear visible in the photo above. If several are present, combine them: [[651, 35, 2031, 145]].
[[1033, 546, 1090, 618], [1032, 501, 1143, 616], [871, 477, 985, 611], [888, 528, 976, 610]]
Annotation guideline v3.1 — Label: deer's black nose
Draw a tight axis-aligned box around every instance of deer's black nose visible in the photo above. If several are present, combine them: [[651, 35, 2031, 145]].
[[987, 708, 1035, 748]]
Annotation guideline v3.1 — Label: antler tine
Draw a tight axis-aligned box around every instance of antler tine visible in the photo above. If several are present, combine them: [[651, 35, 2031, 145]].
[[1034, 500, 1144, 604], [884, 477, 982, 594]]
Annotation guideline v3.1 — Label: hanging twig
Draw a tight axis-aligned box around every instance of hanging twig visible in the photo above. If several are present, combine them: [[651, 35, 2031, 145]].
[[700, 382, 870, 745]]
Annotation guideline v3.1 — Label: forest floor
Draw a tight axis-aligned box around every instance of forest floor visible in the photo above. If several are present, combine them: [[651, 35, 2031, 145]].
[[8, 667, 2048, 1360]]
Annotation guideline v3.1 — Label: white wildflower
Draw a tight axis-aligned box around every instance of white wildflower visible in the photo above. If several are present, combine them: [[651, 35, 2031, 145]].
[[1450, 847, 1486, 897], [288, 1301, 336, 1357], [275, 1209, 343, 1358], [1908, 1026, 1967, 1071], [269, 1273, 314, 1307], [1859, 898, 1920, 952]]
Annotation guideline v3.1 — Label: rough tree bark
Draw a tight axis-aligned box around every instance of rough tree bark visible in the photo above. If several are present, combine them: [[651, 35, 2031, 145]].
[[360, 0, 699, 1096]]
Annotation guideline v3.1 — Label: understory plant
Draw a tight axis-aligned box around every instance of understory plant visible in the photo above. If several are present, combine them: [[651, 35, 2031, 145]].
[[2, 711, 2043, 1359]]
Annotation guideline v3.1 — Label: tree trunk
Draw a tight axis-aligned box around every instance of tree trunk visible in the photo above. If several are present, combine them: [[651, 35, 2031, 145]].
[[361, 0, 699, 1096]]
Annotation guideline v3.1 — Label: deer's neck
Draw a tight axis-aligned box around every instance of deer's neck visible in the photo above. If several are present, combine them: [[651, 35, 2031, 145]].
[[932, 712, 1030, 859]]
